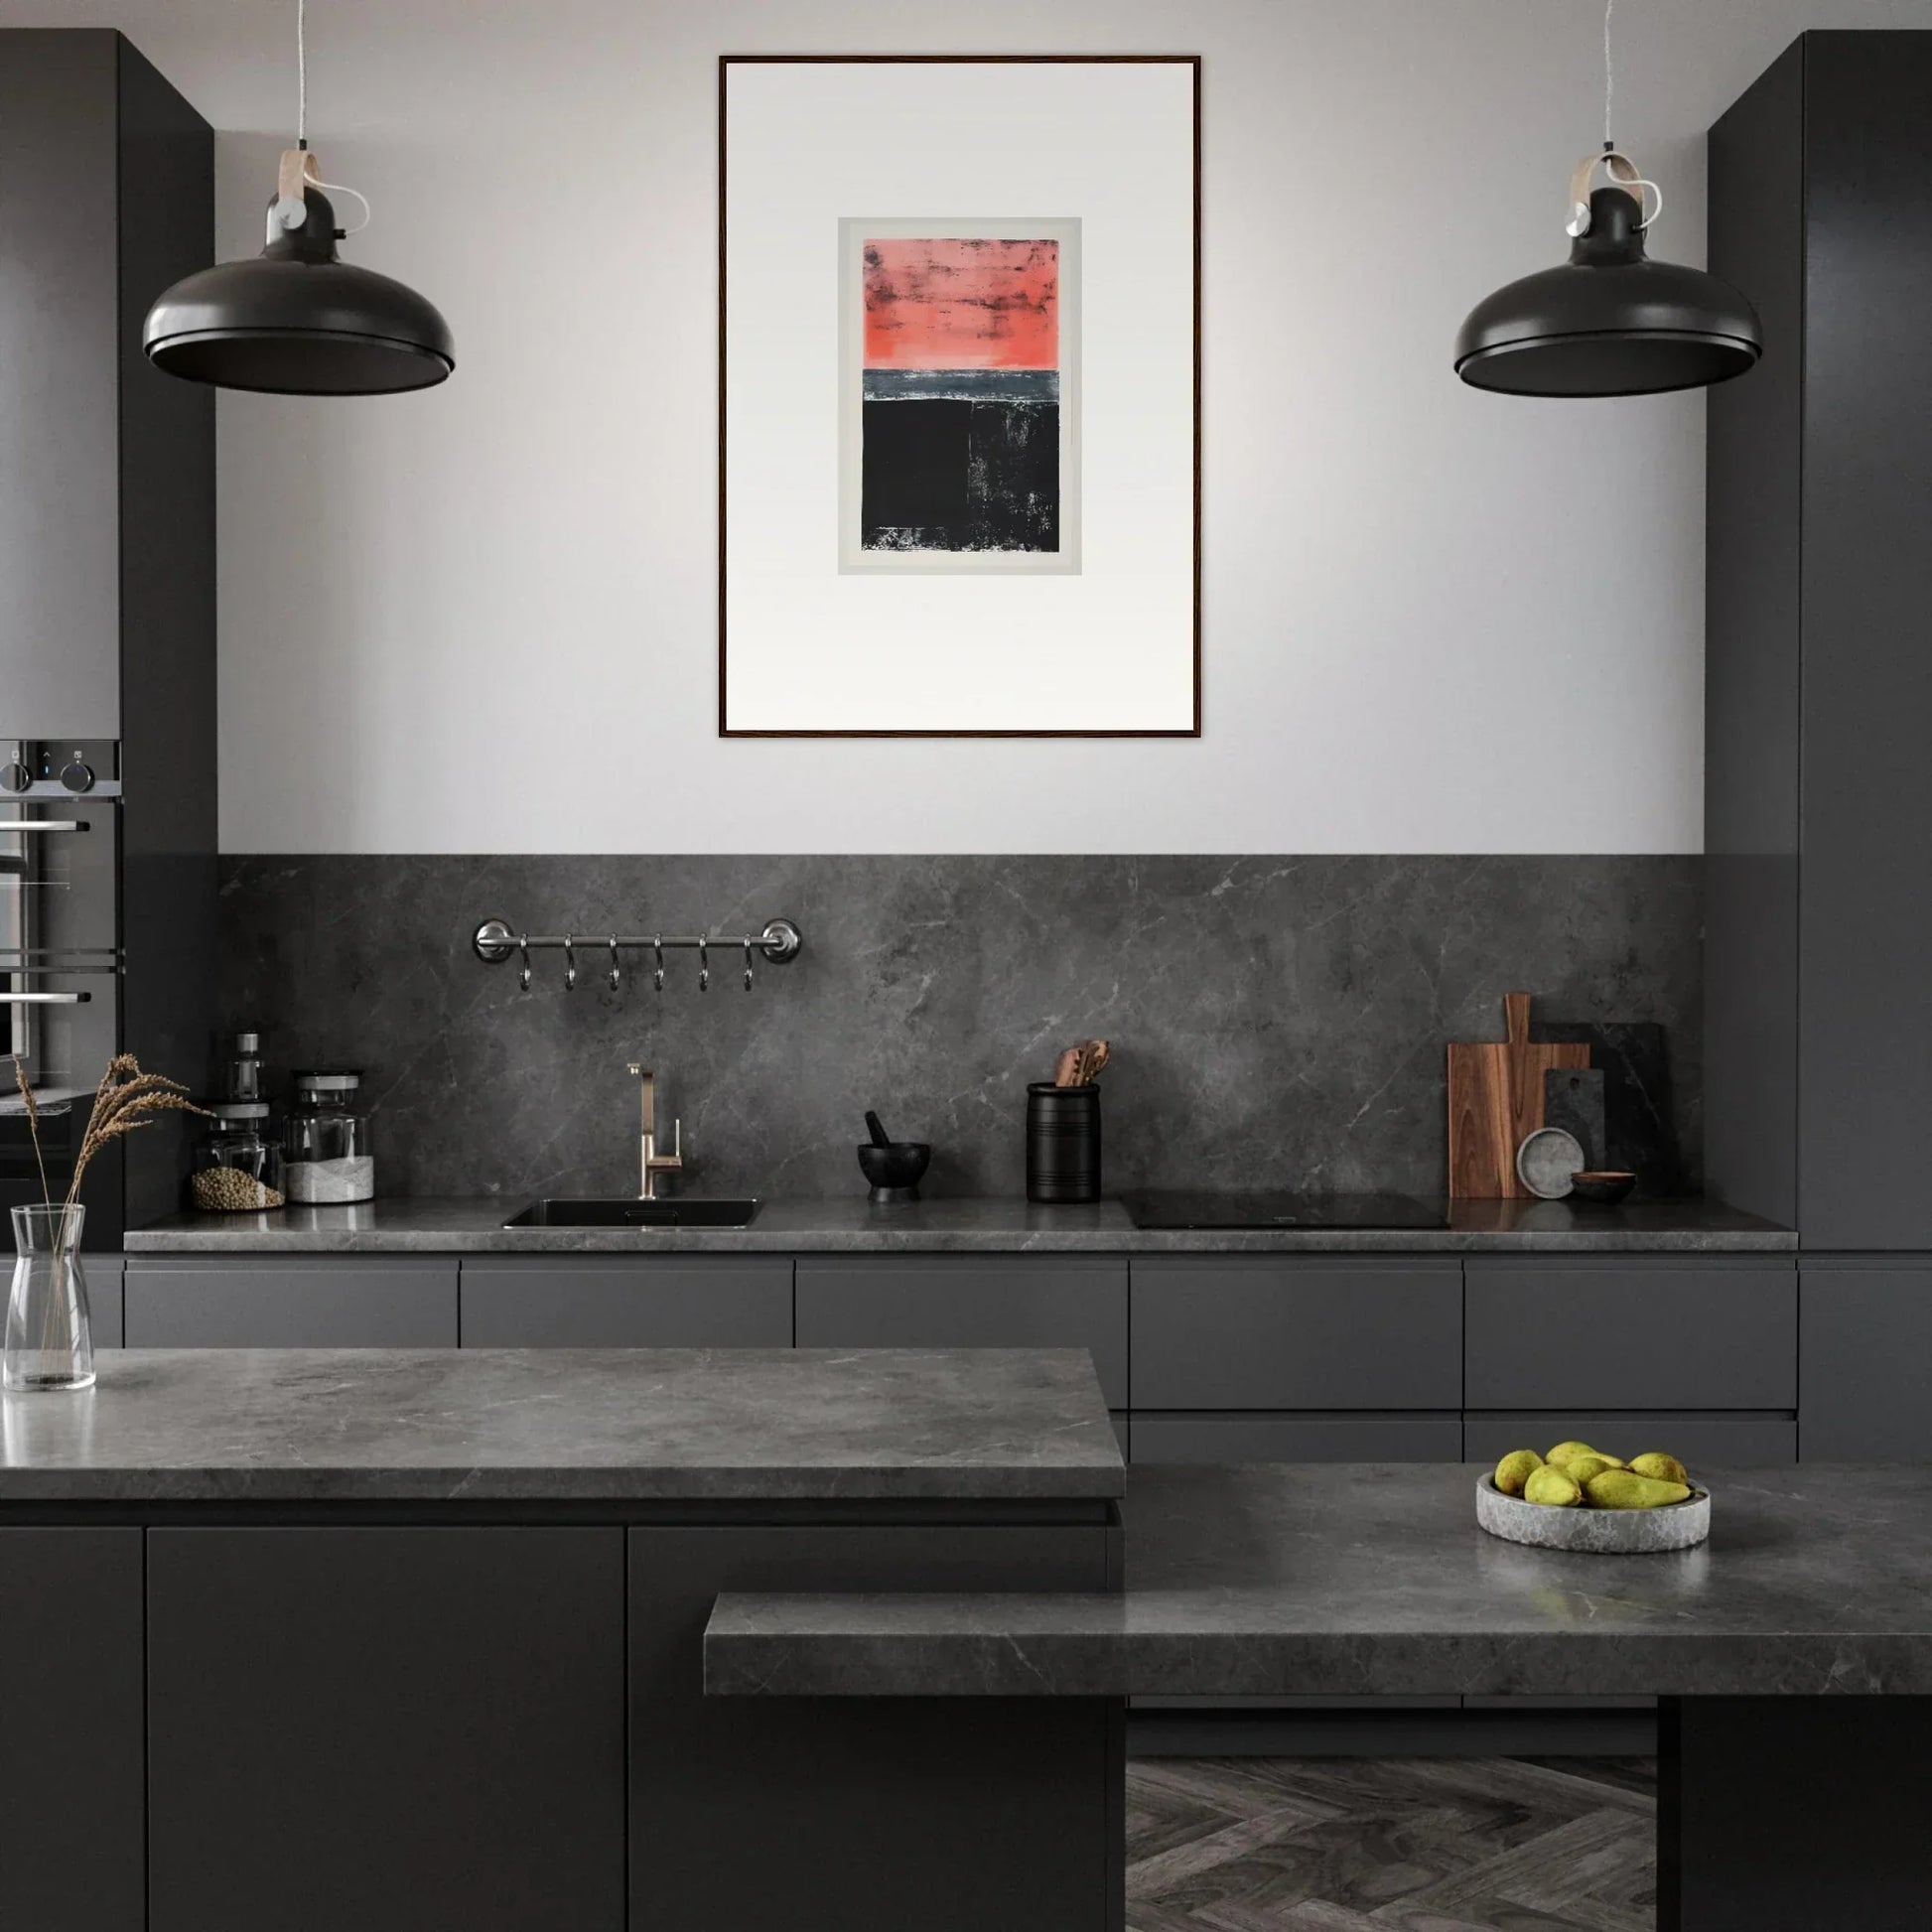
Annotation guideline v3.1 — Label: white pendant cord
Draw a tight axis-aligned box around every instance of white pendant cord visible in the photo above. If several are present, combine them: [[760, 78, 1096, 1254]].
[[274, 0, 371, 237], [1603, 0, 1614, 150]]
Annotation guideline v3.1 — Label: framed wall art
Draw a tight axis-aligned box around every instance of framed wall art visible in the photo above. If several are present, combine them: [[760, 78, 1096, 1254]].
[[719, 56, 1200, 737]]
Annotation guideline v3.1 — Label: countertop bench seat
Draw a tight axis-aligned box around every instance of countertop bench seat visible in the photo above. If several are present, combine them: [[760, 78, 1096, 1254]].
[[705, 1460, 1932, 1698]]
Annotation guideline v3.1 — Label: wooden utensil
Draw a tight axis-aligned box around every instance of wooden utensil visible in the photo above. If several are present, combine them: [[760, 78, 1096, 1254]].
[[1447, 993, 1588, 1198]]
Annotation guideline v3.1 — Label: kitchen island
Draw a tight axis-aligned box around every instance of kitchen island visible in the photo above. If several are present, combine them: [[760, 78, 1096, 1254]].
[[0, 1347, 1124, 1932], [713, 1460, 1932, 1931]]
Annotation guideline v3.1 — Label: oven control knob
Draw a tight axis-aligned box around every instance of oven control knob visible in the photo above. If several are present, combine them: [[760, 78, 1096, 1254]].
[[0, 761, 30, 794], [60, 759, 94, 794]]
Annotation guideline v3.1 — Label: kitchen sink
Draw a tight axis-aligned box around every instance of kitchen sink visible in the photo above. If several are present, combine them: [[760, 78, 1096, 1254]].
[[502, 1197, 761, 1229]]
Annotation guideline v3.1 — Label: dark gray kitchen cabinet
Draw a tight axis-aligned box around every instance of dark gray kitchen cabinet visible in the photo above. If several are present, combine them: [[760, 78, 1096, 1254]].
[[124, 1257, 458, 1346], [1132, 1413, 1461, 1463], [628, 1523, 1116, 1932], [1708, 33, 1932, 1249], [459, 1255, 791, 1347], [794, 1256, 1128, 1408], [0, 1529, 144, 1932], [1130, 1258, 1461, 1411], [1799, 1263, 1932, 1460], [0, 29, 211, 736], [1463, 1413, 1797, 1467], [147, 1527, 625, 1932], [84, 1255, 124, 1347], [1464, 1259, 1796, 1411]]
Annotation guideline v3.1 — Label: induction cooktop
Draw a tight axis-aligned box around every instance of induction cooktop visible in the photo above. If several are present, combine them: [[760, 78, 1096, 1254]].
[[1121, 1191, 1449, 1230]]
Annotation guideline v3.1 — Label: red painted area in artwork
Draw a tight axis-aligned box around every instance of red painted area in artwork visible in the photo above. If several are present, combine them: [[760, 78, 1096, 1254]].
[[863, 237, 1058, 369]]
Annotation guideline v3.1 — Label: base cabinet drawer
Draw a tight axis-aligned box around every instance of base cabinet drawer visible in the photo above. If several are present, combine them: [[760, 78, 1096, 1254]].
[[1462, 1412, 1797, 1467], [460, 1258, 791, 1347], [0, 1529, 144, 1932], [794, 1258, 1128, 1408], [1131, 1260, 1461, 1411], [1132, 1413, 1463, 1463], [125, 1259, 459, 1347], [148, 1528, 625, 1932], [1465, 1259, 1795, 1410], [1801, 1263, 1932, 1459]]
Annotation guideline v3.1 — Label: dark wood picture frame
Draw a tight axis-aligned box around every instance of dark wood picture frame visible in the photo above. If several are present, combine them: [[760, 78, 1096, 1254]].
[[718, 54, 1202, 739]]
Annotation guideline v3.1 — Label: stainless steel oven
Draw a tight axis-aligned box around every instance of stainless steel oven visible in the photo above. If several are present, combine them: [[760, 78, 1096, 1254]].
[[1, 741, 123, 1233]]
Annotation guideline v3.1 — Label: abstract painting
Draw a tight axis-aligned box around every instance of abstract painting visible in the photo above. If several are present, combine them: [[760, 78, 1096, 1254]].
[[860, 236, 1063, 556], [721, 56, 1197, 735]]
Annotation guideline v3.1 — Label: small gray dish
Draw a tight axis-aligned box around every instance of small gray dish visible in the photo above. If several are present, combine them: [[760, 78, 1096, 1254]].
[[1516, 1126, 1586, 1199]]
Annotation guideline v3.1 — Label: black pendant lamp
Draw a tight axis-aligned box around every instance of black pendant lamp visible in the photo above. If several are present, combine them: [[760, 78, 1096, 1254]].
[[143, 0, 452, 395], [1454, 1, 1759, 397]]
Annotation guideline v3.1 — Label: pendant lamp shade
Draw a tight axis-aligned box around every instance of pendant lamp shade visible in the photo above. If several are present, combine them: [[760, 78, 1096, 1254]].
[[1455, 184, 1759, 398], [144, 185, 454, 395]]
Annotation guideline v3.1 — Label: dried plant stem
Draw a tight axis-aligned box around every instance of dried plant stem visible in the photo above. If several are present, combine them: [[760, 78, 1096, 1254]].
[[13, 1061, 53, 1207], [9, 1056, 208, 1372]]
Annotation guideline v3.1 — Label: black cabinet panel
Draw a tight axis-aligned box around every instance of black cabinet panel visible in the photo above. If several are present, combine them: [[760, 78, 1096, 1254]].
[[1132, 1413, 1461, 1463], [1465, 1260, 1795, 1411], [796, 1256, 1128, 1407], [1463, 1412, 1796, 1467], [460, 1256, 791, 1347], [1800, 1263, 1932, 1460], [629, 1524, 1116, 1932], [148, 1527, 625, 1932], [1131, 1258, 1460, 1411], [125, 1258, 458, 1346], [0, 1528, 144, 1932]]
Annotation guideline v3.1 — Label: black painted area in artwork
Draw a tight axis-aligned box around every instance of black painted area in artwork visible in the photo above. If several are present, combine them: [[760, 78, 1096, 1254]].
[[863, 398, 1059, 553]]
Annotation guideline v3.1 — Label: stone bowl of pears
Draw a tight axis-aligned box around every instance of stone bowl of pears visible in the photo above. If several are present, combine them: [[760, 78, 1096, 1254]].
[[1477, 1441, 1711, 1553]]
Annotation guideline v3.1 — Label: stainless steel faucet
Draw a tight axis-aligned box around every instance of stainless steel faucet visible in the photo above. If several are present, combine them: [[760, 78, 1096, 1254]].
[[625, 1063, 684, 1199]]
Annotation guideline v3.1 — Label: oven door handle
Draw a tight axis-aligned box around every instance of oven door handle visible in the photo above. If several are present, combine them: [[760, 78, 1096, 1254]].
[[0, 992, 91, 1005], [0, 820, 89, 835]]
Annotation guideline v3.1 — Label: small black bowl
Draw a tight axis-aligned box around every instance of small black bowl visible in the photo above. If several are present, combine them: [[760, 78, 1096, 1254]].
[[1569, 1170, 1637, 1205], [858, 1141, 930, 1203]]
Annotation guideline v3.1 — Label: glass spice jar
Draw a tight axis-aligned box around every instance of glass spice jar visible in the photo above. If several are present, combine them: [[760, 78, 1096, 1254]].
[[191, 1102, 287, 1212], [284, 1069, 375, 1204]]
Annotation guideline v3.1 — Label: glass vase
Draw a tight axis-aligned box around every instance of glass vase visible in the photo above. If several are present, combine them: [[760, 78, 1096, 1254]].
[[5, 1204, 95, 1394]]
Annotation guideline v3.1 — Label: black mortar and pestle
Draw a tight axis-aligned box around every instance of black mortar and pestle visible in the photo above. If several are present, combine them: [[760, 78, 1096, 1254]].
[[858, 1110, 930, 1204]]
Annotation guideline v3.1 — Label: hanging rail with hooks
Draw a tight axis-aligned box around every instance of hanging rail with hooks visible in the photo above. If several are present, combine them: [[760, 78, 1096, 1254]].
[[471, 917, 802, 994]]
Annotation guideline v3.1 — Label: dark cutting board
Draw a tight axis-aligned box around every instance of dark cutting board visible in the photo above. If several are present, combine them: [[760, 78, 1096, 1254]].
[[1544, 1066, 1606, 1172], [1531, 1021, 1685, 1197]]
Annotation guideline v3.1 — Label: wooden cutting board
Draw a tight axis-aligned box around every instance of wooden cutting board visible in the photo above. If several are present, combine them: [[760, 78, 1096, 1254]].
[[1447, 993, 1589, 1198]]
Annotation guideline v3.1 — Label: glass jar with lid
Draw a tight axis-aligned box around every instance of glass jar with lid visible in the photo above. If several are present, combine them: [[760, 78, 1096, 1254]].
[[284, 1069, 375, 1204], [190, 1103, 286, 1212]]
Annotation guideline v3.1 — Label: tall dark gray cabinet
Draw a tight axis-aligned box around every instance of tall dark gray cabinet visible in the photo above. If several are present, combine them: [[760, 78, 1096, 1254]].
[[1706, 31, 1932, 1456], [0, 30, 216, 1242]]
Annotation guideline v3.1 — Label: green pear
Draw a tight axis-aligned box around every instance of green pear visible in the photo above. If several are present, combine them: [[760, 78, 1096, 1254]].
[[1524, 1465, 1584, 1507], [1585, 1469, 1693, 1510], [1629, 1451, 1690, 1486], [1494, 1449, 1543, 1496]]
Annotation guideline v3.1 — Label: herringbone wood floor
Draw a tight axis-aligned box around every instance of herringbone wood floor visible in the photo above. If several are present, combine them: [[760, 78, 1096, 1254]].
[[1126, 1756, 1657, 1931]]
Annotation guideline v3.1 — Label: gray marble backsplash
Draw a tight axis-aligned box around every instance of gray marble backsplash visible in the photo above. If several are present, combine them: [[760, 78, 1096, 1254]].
[[216, 856, 1702, 1203]]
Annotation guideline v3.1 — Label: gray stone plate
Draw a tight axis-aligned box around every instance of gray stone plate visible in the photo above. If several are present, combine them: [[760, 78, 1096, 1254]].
[[1476, 1474, 1711, 1553]]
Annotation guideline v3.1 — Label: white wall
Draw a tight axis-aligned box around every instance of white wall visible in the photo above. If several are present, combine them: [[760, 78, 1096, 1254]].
[[6, 0, 1927, 854]]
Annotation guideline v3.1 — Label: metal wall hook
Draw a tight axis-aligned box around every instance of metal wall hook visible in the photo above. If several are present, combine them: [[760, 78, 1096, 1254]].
[[743, 939, 755, 993], [608, 936, 621, 992], [697, 937, 709, 994], [517, 933, 532, 993], [562, 935, 577, 992], [652, 936, 665, 994]]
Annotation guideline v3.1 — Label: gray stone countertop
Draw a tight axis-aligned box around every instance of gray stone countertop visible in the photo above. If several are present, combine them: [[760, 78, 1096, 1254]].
[[0, 1347, 1123, 1504], [706, 1461, 1932, 1699], [122, 1195, 1795, 1255]]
